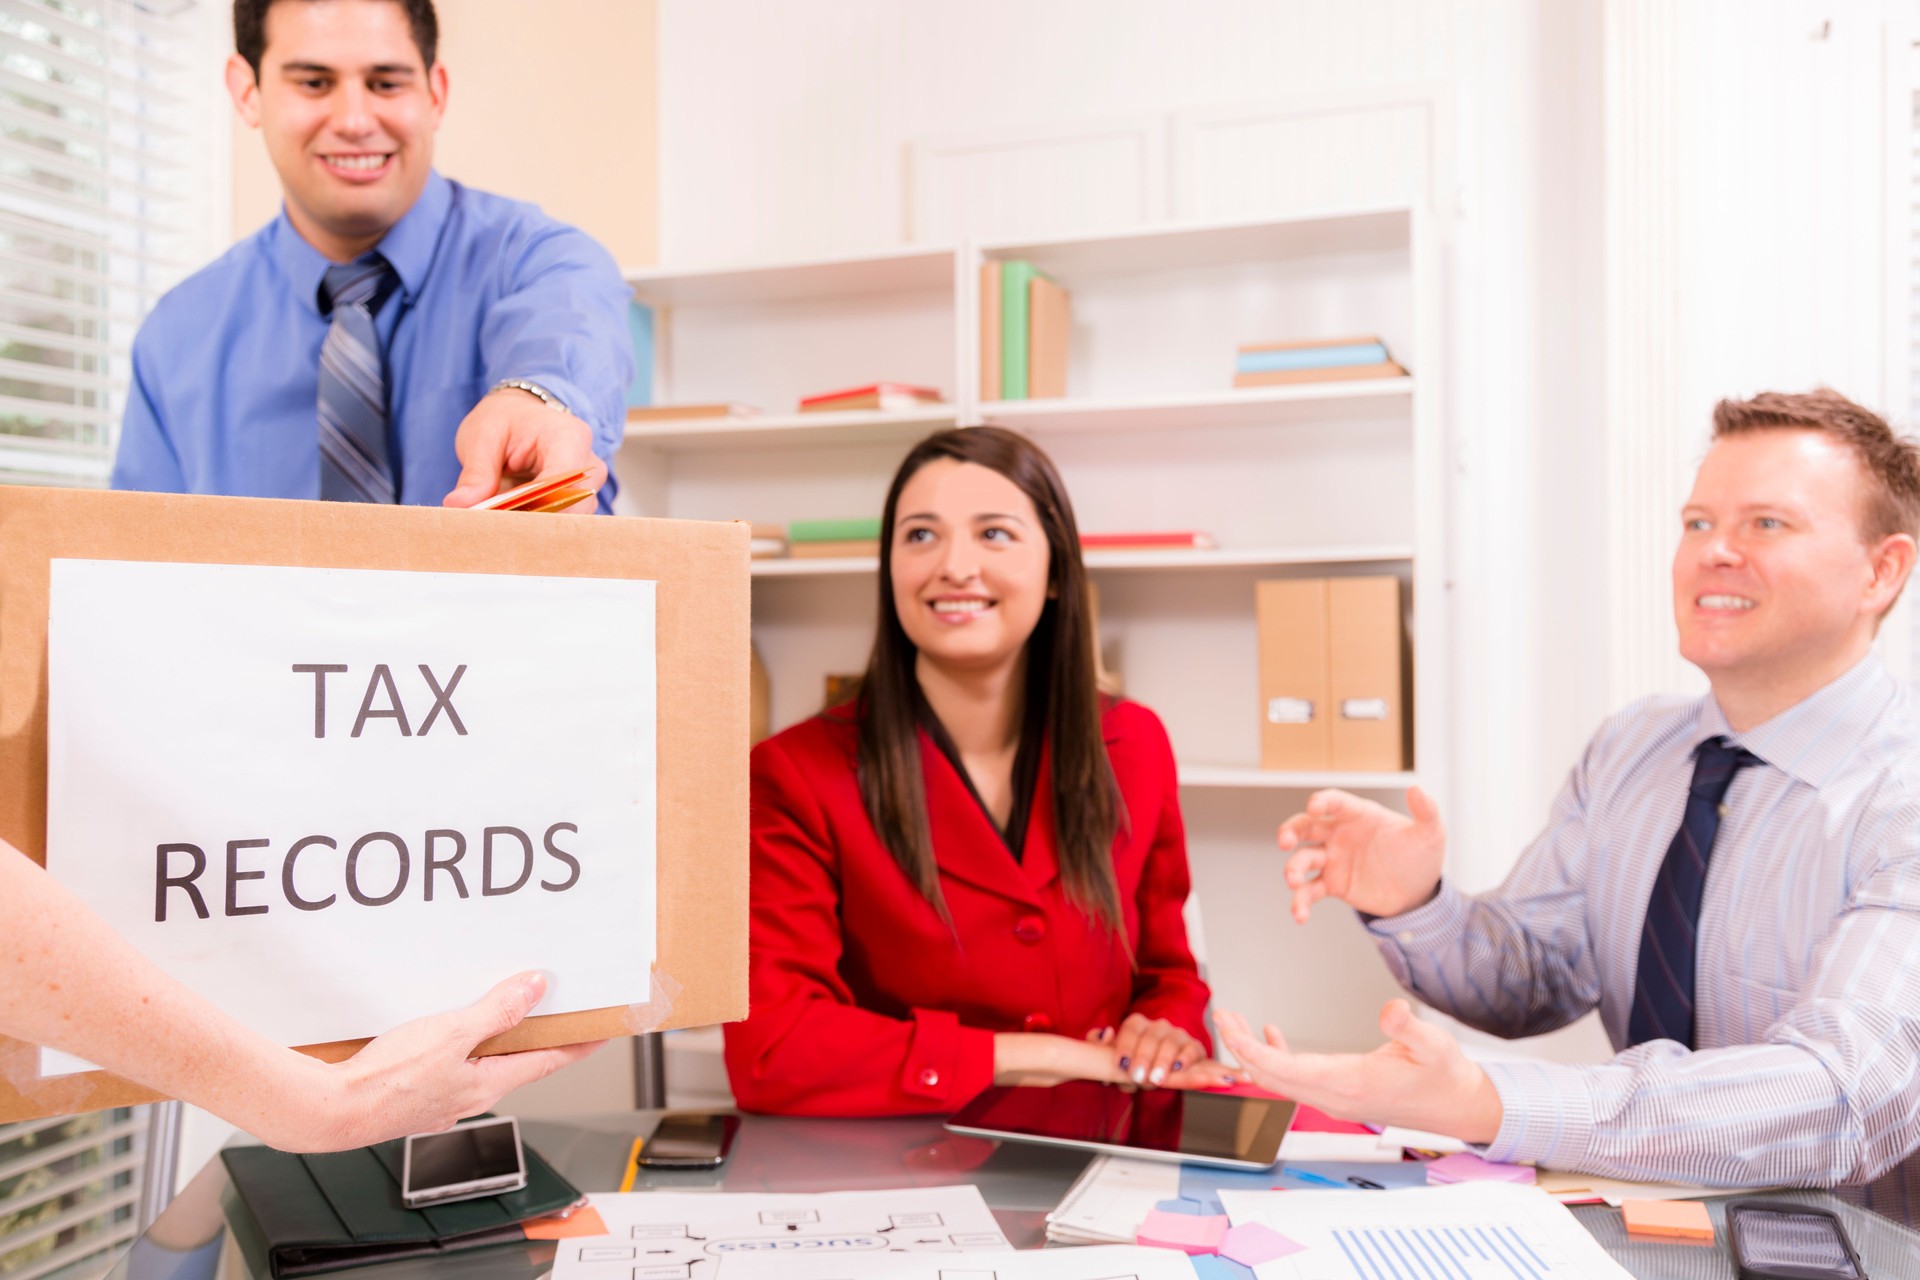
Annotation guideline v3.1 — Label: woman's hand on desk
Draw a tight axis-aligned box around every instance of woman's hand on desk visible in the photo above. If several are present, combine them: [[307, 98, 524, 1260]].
[[991, 1025, 1234, 1090], [270, 971, 605, 1152], [1096, 1014, 1232, 1089]]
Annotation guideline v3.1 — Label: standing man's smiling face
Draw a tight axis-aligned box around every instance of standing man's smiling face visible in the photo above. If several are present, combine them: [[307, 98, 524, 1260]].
[[226, 0, 448, 262]]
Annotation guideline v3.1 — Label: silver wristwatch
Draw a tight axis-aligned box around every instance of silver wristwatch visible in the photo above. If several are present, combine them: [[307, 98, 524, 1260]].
[[489, 378, 569, 413]]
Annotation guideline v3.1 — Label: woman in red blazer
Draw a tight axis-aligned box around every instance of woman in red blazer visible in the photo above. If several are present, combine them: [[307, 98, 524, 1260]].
[[725, 427, 1229, 1116]]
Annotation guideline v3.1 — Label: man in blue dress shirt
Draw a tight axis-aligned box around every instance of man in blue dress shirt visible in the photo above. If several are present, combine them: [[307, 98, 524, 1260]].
[[1219, 389, 1920, 1205], [112, 0, 632, 512]]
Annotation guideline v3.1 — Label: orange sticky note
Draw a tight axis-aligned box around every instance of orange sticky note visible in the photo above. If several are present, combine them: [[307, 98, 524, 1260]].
[[522, 1204, 609, 1240], [1621, 1199, 1714, 1242]]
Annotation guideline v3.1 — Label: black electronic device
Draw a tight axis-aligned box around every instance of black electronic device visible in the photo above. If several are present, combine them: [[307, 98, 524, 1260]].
[[1726, 1199, 1866, 1280], [399, 1115, 527, 1208], [632, 1112, 740, 1170], [945, 1081, 1296, 1170]]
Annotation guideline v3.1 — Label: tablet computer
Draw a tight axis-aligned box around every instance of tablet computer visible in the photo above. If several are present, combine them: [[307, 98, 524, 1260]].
[[944, 1080, 1296, 1170]]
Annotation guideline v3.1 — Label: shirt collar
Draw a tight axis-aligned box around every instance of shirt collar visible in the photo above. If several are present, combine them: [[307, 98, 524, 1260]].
[[267, 170, 452, 317], [1694, 651, 1898, 787], [372, 169, 450, 301]]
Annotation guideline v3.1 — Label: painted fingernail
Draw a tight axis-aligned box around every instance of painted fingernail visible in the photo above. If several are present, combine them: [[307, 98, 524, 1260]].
[[1149, 1067, 1166, 1084], [1132, 1066, 1146, 1083], [1222, 1075, 1236, 1085], [1171, 1060, 1184, 1072], [1118, 1056, 1130, 1070]]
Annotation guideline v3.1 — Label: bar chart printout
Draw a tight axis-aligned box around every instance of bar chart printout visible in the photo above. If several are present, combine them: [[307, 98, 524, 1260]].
[[1216, 1185, 1636, 1280], [1334, 1223, 1566, 1280]]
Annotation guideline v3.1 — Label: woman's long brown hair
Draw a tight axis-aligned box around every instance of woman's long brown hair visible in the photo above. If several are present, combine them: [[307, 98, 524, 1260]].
[[856, 426, 1124, 932]]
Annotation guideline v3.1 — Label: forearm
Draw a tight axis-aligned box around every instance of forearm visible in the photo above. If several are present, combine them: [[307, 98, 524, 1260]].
[[992, 1032, 1124, 1086], [1368, 881, 1599, 1038], [1485, 1036, 1909, 1186], [482, 234, 632, 462], [0, 845, 330, 1145]]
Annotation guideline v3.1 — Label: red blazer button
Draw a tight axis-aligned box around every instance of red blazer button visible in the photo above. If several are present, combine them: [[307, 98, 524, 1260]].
[[918, 1067, 940, 1088], [1020, 1012, 1053, 1033], [1013, 914, 1047, 942]]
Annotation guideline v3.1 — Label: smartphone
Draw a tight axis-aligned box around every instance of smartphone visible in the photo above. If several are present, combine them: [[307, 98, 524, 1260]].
[[632, 1112, 739, 1170], [400, 1115, 528, 1208], [1725, 1198, 1864, 1280]]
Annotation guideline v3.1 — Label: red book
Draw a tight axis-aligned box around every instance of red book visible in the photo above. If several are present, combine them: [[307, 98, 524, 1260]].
[[798, 381, 944, 411], [1080, 531, 1217, 550]]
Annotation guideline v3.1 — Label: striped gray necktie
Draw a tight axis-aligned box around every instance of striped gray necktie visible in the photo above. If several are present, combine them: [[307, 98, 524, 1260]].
[[317, 257, 398, 503]]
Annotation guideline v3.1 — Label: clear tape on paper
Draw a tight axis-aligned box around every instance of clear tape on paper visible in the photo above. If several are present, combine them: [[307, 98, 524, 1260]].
[[615, 967, 682, 1037]]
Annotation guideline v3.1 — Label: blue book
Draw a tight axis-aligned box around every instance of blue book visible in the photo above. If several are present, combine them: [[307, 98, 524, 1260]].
[[624, 301, 654, 408], [1236, 341, 1389, 374]]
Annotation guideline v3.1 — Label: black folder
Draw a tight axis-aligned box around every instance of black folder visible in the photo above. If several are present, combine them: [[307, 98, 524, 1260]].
[[220, 1134, 582, 1278]]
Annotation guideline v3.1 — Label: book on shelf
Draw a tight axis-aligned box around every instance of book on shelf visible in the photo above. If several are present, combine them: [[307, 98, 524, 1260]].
[[1081, 531, 1218, 551], [1028, 272, 1070, 399], [1236, 338, 1389, 373], [1233, 360, 1407, 388], [1232, 335, 1406, 388], [999, 259, 1035, 400], [797, 382, 945, 413], [748, 522, 787, 559], [984, 258, 1071, 402], [626, 402, 760, 422], [788, 516, 883, 544], [979, 261, 1003, 401], [788, 539, 880, 560]]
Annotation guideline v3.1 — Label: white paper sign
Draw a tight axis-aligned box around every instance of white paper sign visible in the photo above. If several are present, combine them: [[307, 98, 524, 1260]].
[[43, 559, 657, 1074]]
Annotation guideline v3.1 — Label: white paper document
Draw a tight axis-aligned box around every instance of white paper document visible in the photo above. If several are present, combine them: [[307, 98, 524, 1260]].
[[553, 1187, 1013, 1279], [904, 1247, 1199, 1279], [44, 560, 657, 1074], [1277, 1132, 1404, 1163], [1218, 1184, 1636, 1280]]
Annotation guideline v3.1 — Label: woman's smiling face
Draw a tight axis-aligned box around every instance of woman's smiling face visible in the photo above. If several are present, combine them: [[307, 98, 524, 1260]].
[[889, 458, 1053, 676]]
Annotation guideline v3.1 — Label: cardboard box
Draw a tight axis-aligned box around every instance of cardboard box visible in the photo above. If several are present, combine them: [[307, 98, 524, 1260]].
[[0, 488, 749, 1124], [1257, 579, 1331, 770]]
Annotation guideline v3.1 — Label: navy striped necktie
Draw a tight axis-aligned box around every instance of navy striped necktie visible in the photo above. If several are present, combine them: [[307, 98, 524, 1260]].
[[1627, 735, 1761, 1049], [317, 256, 398, 503]]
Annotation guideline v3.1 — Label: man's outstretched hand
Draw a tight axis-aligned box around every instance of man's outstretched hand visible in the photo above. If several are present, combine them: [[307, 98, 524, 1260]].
[[1213, 1001, 1503, 1144]]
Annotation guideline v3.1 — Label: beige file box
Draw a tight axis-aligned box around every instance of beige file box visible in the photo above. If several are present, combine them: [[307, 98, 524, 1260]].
[[1257, 579, 1331, 770], [1329, 576, 1408, 771]]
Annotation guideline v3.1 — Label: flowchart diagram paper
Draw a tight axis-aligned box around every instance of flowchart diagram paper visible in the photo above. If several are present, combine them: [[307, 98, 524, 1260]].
[[551, 1186, 1010, 1280]]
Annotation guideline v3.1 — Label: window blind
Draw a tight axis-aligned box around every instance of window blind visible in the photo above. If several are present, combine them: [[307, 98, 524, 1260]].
[[0, 0, 196, 485], [0, 1109, 150, 1280]]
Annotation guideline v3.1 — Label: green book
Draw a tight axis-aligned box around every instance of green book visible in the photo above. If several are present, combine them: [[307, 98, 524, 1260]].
[[999, 259, 1035, 400], [788, 517, 884, 543]]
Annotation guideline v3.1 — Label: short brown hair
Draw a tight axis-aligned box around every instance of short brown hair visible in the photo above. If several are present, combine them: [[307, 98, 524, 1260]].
[[235, 0, 439, 78], [1711, 388, 1920, 544]]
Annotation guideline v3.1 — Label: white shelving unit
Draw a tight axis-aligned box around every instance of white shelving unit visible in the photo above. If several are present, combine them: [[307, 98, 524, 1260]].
[[615, 203, 1445, 804]]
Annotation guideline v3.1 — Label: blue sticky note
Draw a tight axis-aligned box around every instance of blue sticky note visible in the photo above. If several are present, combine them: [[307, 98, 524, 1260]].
[[1182, 1163, 1283, 1199], [1190, 1255, 1257, 1279], [1154, 1197, 1210, 1215]]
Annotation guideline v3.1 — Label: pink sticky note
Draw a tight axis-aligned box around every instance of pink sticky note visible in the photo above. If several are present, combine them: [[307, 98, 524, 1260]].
[[1136, 1209, 1230, 1255], [1220, 1222, 1307, 1266], [1425, 1152, 1536, 1185]]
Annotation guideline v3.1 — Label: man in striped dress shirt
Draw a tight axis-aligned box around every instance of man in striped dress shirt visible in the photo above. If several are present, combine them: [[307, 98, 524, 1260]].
[[1218, 389, 1920, 1212]]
